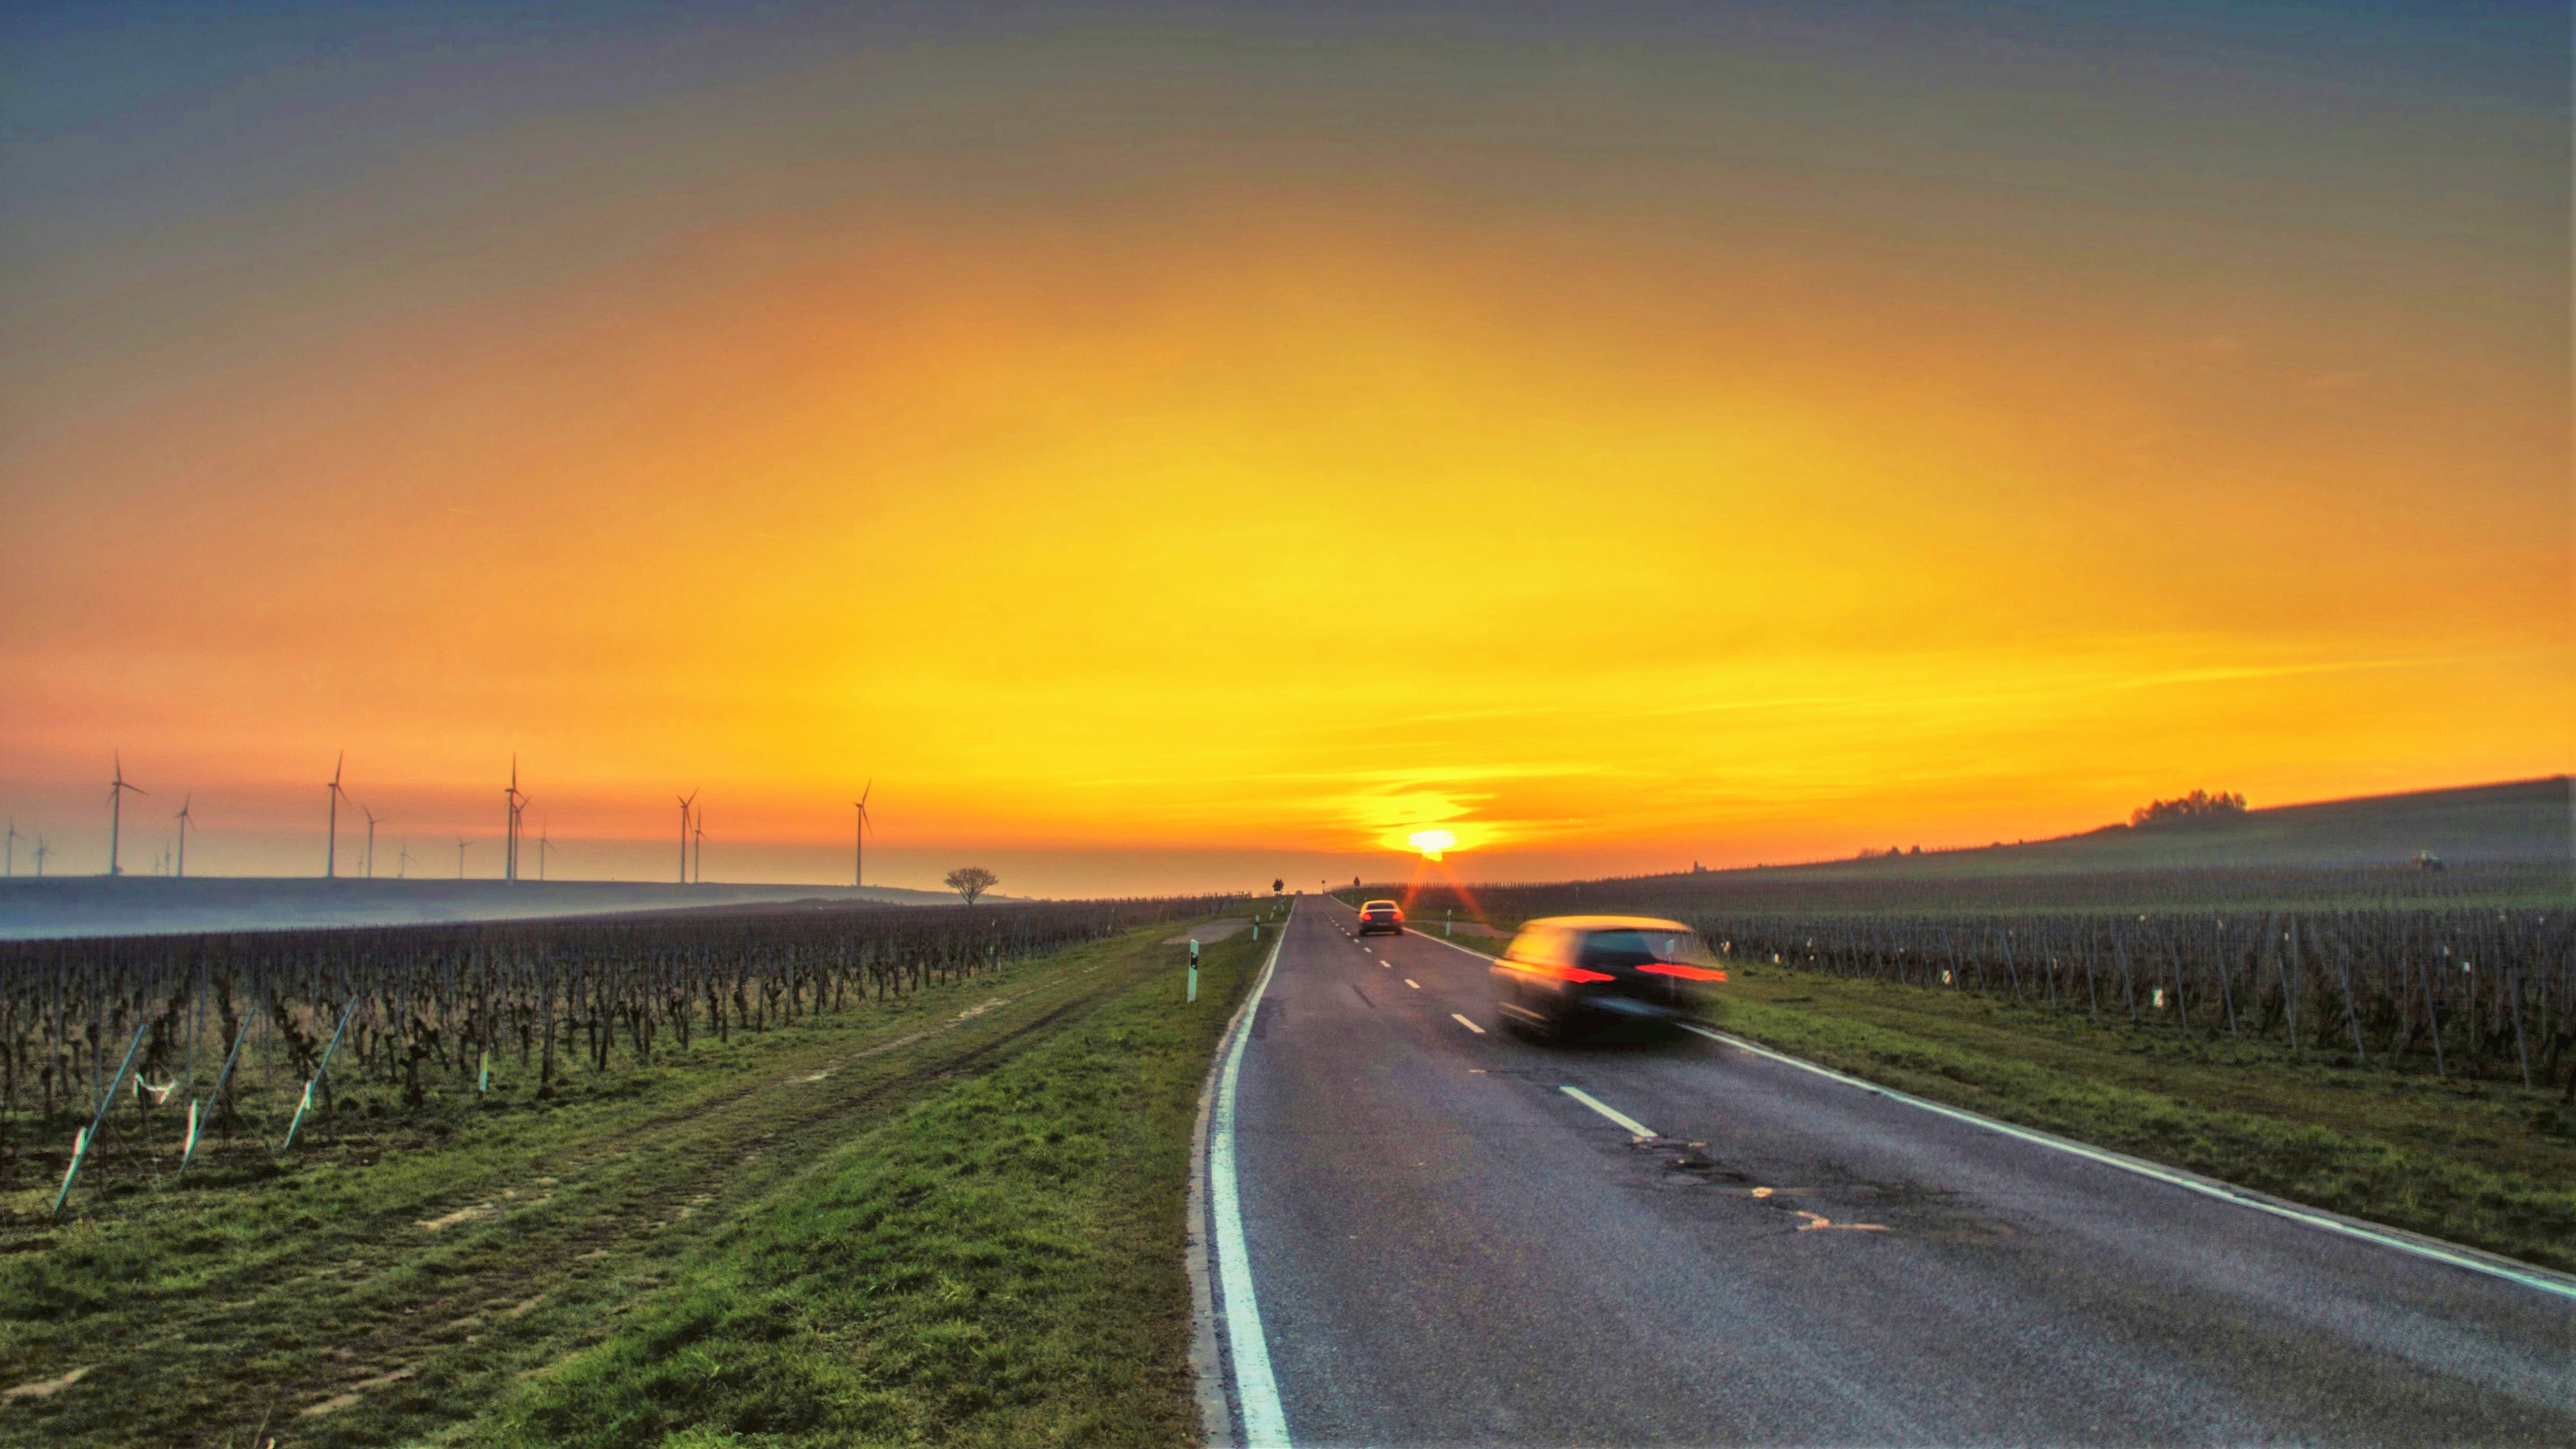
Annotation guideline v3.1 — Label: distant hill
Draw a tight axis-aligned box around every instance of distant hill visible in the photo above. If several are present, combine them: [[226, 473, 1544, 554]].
[[0, 878, 966, 941], [1731, 777, 2569, 881]]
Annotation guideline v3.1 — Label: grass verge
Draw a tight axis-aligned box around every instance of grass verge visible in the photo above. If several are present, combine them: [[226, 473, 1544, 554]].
[[482, 920, 1267, 1448], [0, 919, 1266, 1447], [1418, 926, 2576, 1274]]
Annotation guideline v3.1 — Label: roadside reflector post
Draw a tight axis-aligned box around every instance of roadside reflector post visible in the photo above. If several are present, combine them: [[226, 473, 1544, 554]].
[[478, 1049, 491, 1095], [181, 1099, 201, 1173], [1189, 938, 1200, 1003]]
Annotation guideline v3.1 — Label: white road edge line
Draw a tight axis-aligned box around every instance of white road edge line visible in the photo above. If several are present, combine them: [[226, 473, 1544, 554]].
[[1404, 979, 1420, 989], [1676, 1022, 2576, 1305], [1202, 919, 1292, 1445], [1449, 1013, 1486, 1035], [1560, 1084, 1655, 1139]]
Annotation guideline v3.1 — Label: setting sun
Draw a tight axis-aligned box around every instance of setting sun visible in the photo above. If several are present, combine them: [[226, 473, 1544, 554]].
[[1408, 830, 1459, 862]]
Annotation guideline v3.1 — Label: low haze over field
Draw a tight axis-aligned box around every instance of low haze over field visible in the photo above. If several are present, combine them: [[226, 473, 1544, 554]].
[[3, 1, 2566, 893]]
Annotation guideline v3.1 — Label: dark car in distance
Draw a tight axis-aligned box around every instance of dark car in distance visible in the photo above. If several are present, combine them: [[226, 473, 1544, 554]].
[[1356, 899, 1405, 935], [1491, 916, 1727, 1039]]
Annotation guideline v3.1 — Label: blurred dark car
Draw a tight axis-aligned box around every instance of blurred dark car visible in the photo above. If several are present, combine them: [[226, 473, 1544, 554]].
[[1491, 916, 1726, 1039], [1356, 899, 1406, 935]]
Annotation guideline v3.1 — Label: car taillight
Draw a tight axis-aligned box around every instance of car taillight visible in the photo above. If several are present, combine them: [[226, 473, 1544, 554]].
[[1519, 961, 1615, 983], [1638, 963, 1727, 982]]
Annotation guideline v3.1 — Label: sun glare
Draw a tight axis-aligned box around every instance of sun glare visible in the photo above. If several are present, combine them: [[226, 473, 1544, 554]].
[[1408, 829, 1459, 861]]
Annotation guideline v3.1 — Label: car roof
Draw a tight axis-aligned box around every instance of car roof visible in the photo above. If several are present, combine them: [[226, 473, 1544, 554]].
[[1518, 914, 1693, 933], [1361, 899, 1400, 909]]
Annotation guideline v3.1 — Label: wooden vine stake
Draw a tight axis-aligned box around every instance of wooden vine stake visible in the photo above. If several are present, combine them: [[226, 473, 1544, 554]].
[[53, 1018, 151, 1214], [281, 996, 361, 1152]]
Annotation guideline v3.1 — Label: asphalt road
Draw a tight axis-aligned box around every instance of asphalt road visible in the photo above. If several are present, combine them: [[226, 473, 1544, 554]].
[[1217, 897, 2576, 1446]]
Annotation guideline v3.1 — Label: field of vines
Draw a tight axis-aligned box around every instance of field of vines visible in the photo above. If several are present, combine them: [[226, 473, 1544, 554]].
[[1379, 863, 2576, 1094], [0, 896, 1227, 1210]]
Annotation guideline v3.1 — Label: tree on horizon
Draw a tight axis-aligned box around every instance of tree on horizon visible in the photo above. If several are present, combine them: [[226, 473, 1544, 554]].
[[944, 865, 998, 905]]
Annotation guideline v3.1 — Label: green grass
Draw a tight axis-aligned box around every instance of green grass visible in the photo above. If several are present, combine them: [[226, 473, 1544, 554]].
[[1422, 928, 2576, 1274], [0, 917, 1272, 1447], [487, 922, 1268, 1448]]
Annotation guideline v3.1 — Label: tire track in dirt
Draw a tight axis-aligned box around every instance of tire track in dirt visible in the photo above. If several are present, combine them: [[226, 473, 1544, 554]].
[[14, 953, 1140, 1448], [273, 994, 1106, 1439]]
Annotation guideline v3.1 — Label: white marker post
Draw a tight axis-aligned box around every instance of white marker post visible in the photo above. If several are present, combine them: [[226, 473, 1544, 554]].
[[478, 1049, 491, 1095], [1188, 938, 1200, 1003]]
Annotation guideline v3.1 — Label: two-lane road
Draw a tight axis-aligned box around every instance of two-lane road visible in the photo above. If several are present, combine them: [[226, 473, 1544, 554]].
[[1205, 897, 2575, 1445]]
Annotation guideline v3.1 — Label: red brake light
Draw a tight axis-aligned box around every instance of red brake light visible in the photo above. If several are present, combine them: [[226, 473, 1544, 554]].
[[1517, 961, 1614, 983]]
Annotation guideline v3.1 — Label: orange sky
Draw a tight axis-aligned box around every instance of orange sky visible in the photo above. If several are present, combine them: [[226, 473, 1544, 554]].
[[2, 6, 2566, 892]]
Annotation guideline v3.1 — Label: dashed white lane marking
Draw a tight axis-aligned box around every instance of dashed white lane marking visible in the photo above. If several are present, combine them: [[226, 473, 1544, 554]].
[[1560, 1085, 1655, 1140], [1450, 1013, 1486, 1035], [1676, 1022, 2576, 1304], [1404, 979, 1420, 989]]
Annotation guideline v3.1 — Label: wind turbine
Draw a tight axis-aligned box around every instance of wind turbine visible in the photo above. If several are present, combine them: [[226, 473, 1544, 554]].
[[360, 805, 384, 880], [853, 781, 874, 889], [324, 752, 348, 879], [537, 817, 555, 881], [455, 836, 470, 879], [107, 753, 147, 876], [677, 791, 696, 885], [5, 820, 20, 877], [34, 837, 52, 877], [173, 796, 195, 879], [692, 803, 705, 885], [397, 840, 412, 879], [503, 755, 526, 883]]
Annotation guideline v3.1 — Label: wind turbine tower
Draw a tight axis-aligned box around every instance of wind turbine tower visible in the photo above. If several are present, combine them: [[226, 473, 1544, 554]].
[[692, 803, 705, 885], [107, 754, 147, 876], [361, 806, 384, 880], [456, 836, 470, 879], [537, 818, 555, 882], [677, 791, 696, 885], [34, 838, 52, 878], [324, 752, 348, 879], [853, 781, 874, 889], [174, 796, 195, 879], [503, 756, 527, 883], [5, 820, 20, 878]]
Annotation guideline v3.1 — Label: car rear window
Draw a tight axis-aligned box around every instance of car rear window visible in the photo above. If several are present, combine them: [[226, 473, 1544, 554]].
[[1578, 930, 1664, 969], [1579, 928, 1717, 969]]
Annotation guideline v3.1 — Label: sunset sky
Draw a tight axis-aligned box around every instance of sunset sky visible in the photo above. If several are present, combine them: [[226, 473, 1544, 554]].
[[3, 2, 2566, 894]]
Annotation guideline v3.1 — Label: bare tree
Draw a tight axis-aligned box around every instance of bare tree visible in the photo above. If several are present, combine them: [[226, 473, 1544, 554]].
[[944, 866, 998, 905]]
